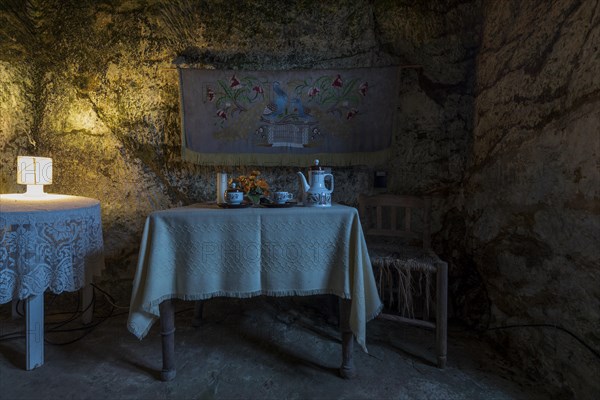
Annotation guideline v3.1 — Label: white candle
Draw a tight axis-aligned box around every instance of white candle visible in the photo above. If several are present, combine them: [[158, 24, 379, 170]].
[[216, 172, 227, 204]]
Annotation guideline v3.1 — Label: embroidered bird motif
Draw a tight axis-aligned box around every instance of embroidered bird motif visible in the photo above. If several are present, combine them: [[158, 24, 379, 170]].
[[262, 103, 277, 116], [290, 97, 310, 119], [262, 81, 288, 120]]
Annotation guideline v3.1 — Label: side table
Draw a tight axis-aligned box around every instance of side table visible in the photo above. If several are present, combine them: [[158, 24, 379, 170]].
[[0, 194, 105, 370]]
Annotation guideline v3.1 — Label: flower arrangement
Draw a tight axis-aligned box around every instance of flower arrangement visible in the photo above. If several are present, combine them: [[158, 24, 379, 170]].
[[229, 170, 269, 202]]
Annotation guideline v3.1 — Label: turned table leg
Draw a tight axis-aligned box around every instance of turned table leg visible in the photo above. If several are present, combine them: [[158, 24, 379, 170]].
[[159, 299, 176, 381], [338, 298, 356, 379]]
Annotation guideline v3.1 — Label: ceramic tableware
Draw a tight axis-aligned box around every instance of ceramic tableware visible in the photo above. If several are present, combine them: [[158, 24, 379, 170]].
[[297, 159, 334, 207], [224, 183, 244, 205], [271, 191, 294, 204]]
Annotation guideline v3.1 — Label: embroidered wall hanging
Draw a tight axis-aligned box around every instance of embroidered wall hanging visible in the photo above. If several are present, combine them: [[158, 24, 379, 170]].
[[179, 66, 399, 166]]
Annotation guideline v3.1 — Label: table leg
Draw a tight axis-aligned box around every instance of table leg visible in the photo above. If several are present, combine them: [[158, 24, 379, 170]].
[[338, 298, 356, 379], [192, 300, 204, 327], [159, 299, 176, 381], [26, 294, 44, 370]]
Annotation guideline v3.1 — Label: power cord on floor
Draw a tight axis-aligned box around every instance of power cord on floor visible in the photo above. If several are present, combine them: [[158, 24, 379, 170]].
[[447, 320, 600, 362], [484, 323, 600, 361], [90, 283, 130, 310], [0, 283, 130, 345]]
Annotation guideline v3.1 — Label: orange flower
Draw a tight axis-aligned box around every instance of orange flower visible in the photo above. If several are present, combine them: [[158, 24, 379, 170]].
[[257, 180, 269, 190], [230, 171, 269, 196]]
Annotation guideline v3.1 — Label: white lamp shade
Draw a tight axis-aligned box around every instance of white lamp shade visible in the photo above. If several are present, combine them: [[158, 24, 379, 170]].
[[17, 156, 53, 185]]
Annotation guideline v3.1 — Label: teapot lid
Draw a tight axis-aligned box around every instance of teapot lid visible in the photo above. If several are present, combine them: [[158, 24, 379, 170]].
[[309, 159, 324, 171]]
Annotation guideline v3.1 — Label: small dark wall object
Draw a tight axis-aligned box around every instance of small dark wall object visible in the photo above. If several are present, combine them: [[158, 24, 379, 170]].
[[374, 171, 387, 189]]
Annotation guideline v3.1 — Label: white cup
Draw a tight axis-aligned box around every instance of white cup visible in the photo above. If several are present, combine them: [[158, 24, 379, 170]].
[[272, 191, 293, 204], [226, 191, 243, 205], [225, 183, 244, 205]]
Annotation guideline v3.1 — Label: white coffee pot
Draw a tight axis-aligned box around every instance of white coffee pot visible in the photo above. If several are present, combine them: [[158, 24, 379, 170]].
[[296, 159, 334, 207]]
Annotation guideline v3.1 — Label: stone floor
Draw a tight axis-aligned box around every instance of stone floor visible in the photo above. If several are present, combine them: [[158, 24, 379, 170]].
[[0, 292, 557, 400]]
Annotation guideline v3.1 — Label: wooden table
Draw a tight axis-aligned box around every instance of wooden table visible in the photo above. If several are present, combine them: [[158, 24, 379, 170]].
[[127, 203, 382, 381], [0, 194, 105, 370]]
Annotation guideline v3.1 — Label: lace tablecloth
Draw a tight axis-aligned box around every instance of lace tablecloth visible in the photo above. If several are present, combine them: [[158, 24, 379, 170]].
[[127, 203, 383, 352], [0, 194, 105, 303]]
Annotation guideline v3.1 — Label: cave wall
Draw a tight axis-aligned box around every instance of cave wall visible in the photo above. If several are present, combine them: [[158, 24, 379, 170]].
[[6, 0, 598, 396], [466, 0, 599, 397], [0, 0, 479, 290], [2, 0, 598, 396]]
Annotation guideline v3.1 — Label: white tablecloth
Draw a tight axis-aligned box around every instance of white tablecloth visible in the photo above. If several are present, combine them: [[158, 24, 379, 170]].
[[0, 194, 105, 303], [127, 203, 383, 352]]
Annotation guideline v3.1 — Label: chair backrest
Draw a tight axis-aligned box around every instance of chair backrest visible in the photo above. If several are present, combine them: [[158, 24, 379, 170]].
[[358, 194, 432, 249]]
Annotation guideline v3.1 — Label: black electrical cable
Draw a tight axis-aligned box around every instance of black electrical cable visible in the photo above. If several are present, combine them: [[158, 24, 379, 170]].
[[90, 283, 129, 310], [0, 284, 124, 344], [485, 323, 600, 361], [0, 332, 25, 341], [13, 299, 23, 318], [45, 291, 82, 331], [45, 292, 91, 332], [45, 288, 114, 346], [43, 283, 135, 345]]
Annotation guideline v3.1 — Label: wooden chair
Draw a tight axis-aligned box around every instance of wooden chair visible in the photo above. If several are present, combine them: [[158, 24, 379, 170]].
[[358, 194, 448, 368]]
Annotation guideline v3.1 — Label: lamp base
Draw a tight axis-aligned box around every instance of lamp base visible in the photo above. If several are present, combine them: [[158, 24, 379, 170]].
[[24, 185, 47, 197]]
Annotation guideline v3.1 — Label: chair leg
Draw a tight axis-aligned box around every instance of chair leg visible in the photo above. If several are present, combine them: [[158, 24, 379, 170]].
[[436, 261, 448, 368]]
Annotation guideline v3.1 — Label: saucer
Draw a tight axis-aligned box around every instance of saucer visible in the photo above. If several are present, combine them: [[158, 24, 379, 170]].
[[217, 202, 253, 209], [261, 202, 297, 208]]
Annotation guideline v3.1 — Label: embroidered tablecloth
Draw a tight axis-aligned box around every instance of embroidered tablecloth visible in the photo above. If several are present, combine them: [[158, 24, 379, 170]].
[[127, 203, 382, 352], [0, 194, 105, 303]]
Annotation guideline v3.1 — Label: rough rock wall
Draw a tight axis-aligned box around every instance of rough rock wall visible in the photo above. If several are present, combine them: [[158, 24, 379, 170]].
[[466, 0, 600, 397], [0, 0, 479, 292]]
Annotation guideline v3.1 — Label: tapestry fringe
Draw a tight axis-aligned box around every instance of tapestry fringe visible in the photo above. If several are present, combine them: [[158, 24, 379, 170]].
[[181, 147, 391, 167]]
